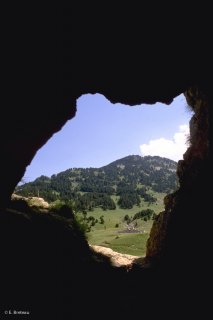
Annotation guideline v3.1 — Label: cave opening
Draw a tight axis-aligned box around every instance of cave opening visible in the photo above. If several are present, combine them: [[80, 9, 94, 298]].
[[1, 5, 212, 317], [15, 93, 193, 263]]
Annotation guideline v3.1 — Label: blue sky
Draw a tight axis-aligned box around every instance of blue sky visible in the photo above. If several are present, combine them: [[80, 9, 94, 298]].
[[22, 93, 193, 183]]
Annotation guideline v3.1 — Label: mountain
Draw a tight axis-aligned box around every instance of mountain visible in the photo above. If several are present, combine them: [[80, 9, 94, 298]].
[[15, 155, 178, 211]]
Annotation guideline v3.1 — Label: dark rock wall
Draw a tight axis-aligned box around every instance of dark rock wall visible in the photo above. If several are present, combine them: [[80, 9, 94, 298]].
[[0, 102, 77, 207], [147, 86, 212, 265]]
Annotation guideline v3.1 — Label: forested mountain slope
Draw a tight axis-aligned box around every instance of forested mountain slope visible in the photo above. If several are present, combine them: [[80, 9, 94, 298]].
[[16, 156, 177, 211]]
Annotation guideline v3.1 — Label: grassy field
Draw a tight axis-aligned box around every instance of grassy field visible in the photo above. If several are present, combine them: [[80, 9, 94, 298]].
[[79, 192, 165, 256]]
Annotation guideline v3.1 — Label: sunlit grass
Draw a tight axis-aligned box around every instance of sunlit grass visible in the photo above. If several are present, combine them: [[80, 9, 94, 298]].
[[84, 192, 165, 256]]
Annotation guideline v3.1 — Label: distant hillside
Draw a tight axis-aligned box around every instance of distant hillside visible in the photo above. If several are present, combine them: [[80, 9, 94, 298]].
[[16, 155, 178, 211]]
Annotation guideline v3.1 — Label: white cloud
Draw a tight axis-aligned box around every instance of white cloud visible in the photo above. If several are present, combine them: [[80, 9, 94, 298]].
[[140, 124, 189, 162]]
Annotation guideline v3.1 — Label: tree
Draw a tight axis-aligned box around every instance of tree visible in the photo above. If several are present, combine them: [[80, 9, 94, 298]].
[[132, 209, 155, 221], [99, 215, 104, 224], [124, 214, 131, 224]]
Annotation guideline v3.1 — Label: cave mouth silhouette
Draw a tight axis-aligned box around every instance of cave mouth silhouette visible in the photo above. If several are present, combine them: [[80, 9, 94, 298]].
[[0, 6, 212, 318], [1, 85, 211, 318]]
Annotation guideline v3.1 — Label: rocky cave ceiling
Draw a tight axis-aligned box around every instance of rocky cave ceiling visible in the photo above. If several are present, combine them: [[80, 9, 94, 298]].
[[0, 6, 211, 205]]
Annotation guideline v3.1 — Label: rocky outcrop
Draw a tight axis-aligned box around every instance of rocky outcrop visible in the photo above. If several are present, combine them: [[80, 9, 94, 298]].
[[27, 196, 49, 209], [146, 86, 212, 264], [11, 194, 49, 209], [90, 245, 138, 268]]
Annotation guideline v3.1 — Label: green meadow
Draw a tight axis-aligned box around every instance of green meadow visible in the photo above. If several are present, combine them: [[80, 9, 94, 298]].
[[84, 192, 165, 256]]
